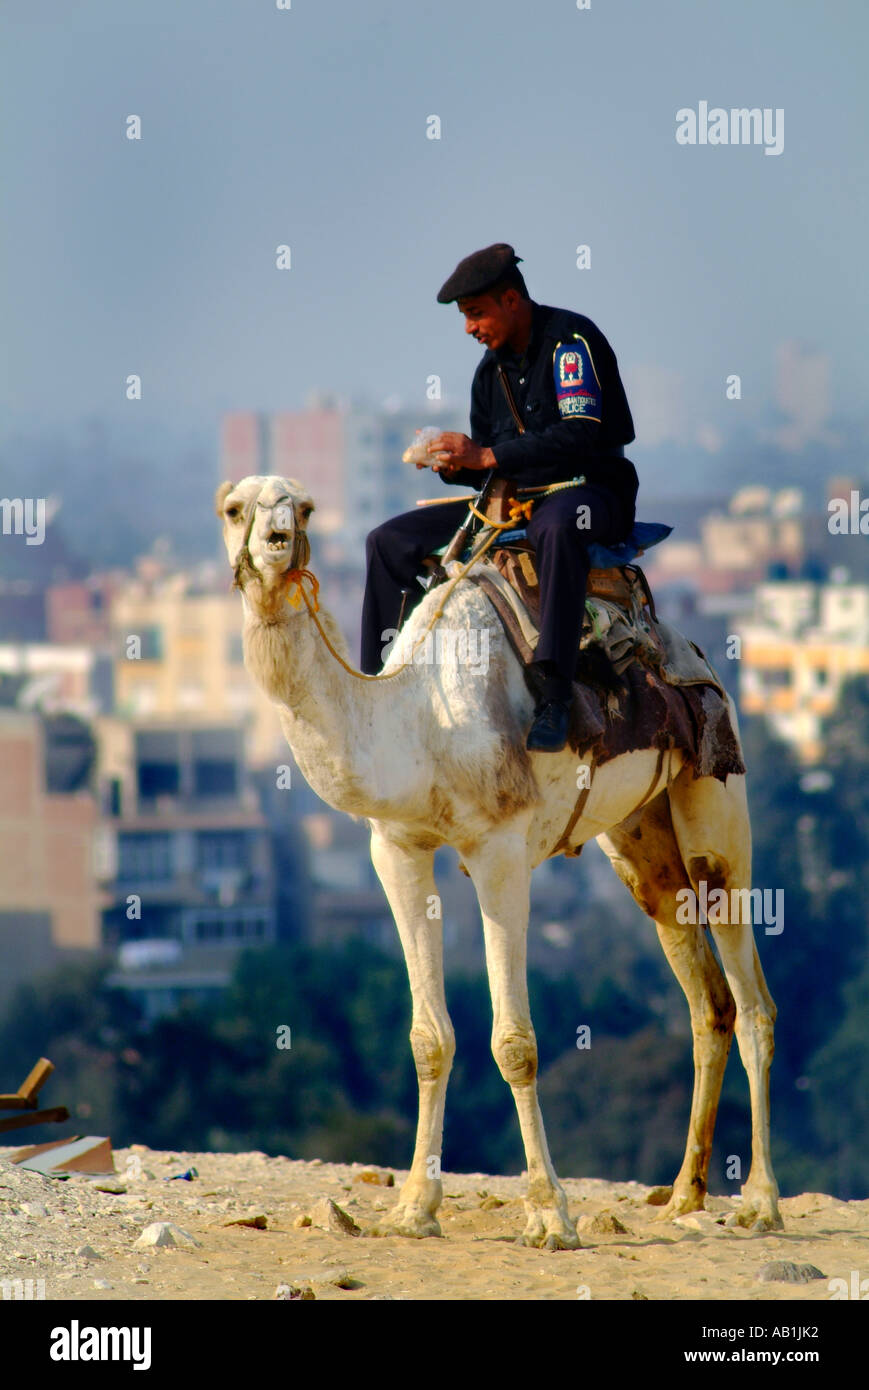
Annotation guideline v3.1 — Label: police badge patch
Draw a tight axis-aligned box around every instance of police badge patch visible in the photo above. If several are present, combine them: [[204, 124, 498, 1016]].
[[553, 335, 602, 421]]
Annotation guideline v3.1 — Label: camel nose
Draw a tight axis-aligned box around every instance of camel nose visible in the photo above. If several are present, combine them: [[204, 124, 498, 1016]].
[[253, 487, 293, 530], [271, 500, 294, 532]]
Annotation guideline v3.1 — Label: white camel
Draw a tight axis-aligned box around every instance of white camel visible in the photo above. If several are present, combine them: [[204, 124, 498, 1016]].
[[217, 474, 782, 1247]]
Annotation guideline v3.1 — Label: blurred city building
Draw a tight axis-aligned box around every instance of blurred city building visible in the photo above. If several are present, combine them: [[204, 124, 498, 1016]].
[[94, 716, 296, 1018], [0, 706, 100, 1011], [45, 572, 125, 647], [644, 486, 807, 597], [737, 572, 869, 762], [0, 641, 97, 716], [110, 561, 286, 766]]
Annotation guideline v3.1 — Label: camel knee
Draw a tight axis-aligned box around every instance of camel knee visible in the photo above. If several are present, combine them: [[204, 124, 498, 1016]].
[[687, 853, 730, 895], [702, 974, 737, 1036], [734, 1006, 776, 1063], [492, 1025, 538, 1086], [410, 1025, 455, 1083], [714, 992, 737, 1035], [692, 992, 737, 1043]]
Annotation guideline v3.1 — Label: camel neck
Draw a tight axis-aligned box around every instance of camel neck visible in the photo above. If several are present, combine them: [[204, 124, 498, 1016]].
[[242, 592, 401, 818]]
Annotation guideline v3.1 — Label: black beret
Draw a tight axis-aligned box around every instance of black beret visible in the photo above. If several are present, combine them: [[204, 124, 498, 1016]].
[[436, 243, 523, 304]]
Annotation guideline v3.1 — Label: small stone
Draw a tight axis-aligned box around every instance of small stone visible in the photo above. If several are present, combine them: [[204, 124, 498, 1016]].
[[673, 1213, 726, 1233], [293, 1214, 312, 1228], [480, 1195, 506, 1210], [133, 1221, 202, 1249], [275, 1283, 316, 1300], [93, 1278, 112, 1290], [758, 1261, 825, 1284], [91, 1183, 127, 1195], [75, 1244, 102, 1260], [310, 1197, 361, 1237], [224, 1215, 268, 1229], [21, 1202, 49, 1218], [321, 1267, 361, 1289], [583, 1211, 629, 1235], [353, 1169, 395, 1188], [631, 1289, 649, 1300], [645, 1187, 672, 1206]]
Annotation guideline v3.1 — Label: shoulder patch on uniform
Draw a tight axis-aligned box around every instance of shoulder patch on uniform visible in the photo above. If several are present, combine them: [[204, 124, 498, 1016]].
[[553, 337, 602, 421]]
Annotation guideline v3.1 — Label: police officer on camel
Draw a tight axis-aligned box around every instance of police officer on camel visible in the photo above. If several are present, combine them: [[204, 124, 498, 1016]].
[[360, 243, 638, 752]]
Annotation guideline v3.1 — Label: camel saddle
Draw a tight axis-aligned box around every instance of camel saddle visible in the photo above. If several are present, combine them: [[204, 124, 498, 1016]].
[[454, 479, 723, 694]]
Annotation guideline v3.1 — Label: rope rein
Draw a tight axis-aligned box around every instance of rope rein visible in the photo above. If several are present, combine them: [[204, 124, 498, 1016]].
[[283, 507, 520, 681]]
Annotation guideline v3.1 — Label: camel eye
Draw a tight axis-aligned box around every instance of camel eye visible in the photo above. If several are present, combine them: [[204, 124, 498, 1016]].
[[300, 505, 313, 522], [226, 505, 241, 520]]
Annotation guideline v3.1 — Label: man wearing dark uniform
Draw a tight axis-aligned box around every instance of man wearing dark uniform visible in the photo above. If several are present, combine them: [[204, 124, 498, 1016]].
[[361, 243, 638, 752]]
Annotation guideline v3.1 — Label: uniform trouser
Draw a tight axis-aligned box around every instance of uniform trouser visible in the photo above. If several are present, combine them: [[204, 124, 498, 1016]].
[[360, 483, 630, 679]]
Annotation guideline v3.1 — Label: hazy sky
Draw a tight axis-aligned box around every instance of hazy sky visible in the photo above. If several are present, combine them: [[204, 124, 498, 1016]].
[[1, 0, 866, 488]]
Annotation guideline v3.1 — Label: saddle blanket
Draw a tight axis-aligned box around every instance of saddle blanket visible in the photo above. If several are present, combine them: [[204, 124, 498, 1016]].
[[459, 559, 742, 783]]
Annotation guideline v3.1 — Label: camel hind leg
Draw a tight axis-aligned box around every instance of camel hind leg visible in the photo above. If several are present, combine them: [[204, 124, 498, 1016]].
[[598, 789, 737, 1219], [668, 764, 782, 1231]]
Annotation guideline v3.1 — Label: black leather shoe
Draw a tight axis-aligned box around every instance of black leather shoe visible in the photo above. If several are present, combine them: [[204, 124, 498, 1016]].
[[526, 699, 571, 752]]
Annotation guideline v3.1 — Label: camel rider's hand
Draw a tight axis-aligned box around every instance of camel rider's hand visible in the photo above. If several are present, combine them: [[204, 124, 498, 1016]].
[[428, 433, 496, 474]]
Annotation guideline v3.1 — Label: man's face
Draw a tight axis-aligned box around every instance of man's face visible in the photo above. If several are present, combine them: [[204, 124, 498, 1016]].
[[457, 289, 518, 351]]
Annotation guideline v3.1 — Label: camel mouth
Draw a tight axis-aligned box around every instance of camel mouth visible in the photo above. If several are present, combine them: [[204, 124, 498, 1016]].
[[263, 530, 290, 554]]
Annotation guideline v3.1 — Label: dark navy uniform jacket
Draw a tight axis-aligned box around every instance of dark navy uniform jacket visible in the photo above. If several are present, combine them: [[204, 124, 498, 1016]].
[[445, 300, 638, 524]]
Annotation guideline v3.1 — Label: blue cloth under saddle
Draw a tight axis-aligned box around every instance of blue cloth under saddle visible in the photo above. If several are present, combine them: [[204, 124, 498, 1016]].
[[488, 520, 673, 569]]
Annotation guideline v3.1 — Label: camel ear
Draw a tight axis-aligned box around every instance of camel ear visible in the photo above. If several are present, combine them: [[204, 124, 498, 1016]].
[[214, 480, 234, 517]]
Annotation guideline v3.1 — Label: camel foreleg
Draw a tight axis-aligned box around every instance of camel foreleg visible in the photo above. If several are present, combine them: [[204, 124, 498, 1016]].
[[368, 826, 454, 1238], [464, 828, 580, 1250]]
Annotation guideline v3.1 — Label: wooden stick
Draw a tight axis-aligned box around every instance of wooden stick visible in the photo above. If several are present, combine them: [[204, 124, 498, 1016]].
[[0, 1106, 69, 1135], [414, 495, 476, 507], [18, 1057, 54, 1103]]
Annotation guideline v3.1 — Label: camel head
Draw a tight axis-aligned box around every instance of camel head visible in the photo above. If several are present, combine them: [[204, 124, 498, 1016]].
[[215, 475, 315, 591]]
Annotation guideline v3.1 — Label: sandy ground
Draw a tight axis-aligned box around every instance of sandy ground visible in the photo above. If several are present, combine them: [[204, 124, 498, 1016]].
[[1, 1144, 867, 1302]]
